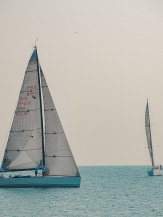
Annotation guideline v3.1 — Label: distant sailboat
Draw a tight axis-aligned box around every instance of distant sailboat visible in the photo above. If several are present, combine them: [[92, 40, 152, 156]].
[[0, 47, 81, 187], [145, 100, 162, 176]]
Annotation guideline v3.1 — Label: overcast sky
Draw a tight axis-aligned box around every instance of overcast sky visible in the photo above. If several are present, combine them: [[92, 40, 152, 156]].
[[1, 0, 163, 166]]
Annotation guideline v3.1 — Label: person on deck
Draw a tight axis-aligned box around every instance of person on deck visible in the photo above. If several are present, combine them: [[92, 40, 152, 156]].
[[0, 174, 3, 179], [42, 166, 46, 176], [35, 165, 39, 177]]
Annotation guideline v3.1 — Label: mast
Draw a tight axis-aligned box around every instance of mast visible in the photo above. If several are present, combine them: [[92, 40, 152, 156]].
[[146, 101, 154, 168], [35, 46, 45, 166]]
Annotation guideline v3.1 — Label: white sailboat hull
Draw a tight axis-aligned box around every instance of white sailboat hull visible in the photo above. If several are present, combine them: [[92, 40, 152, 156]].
[[0, 176, 81, 188], [147, 168, 163, 176]]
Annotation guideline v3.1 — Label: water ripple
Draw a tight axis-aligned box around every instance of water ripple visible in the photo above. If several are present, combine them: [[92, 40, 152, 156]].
[[0, 166, 163, 216]]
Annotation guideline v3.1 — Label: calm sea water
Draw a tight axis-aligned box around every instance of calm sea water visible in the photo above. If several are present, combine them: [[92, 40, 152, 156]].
[[0, 166, 163, 217]]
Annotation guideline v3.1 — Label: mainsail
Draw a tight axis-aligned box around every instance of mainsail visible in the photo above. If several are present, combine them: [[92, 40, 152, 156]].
[[1, 48, 80, 177], [1, 50, 43, 171], [145, 101, 154, 168], [41, 69, 80, 177]]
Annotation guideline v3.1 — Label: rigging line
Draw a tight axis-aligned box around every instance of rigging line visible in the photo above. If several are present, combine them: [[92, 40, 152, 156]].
[[45, 155, 72, 157], [44, 120, 61, 124], [45, 148, 70, 151], [45, 132, 63, 134], [25, 70, 37, 73], [6, 148, 42, 152], [15, 108, 40, 112], [44, 109, 56, 111], [20, 89, 39, 93], [6, 138, 41, 142], [10, 128, 41, 132]]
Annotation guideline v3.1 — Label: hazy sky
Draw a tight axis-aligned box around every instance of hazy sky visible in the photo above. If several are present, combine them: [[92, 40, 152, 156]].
[[1, 0, 163, 166]]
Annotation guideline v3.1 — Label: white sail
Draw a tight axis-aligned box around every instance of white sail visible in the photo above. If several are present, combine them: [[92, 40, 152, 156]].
[[40, 69, 80, 177], [145, 101, 154, 167], [1, 50, 43, 171]]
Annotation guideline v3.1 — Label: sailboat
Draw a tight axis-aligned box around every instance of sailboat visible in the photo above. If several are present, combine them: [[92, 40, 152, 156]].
[[145, 100, 162, 176], [0, 47, 81, 187]]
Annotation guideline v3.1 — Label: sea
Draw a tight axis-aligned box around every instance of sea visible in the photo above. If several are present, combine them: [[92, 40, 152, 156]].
[[0, 166, 163, 217]]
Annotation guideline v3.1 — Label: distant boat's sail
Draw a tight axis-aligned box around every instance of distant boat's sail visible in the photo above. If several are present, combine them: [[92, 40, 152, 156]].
[[40, 69, 80, 177], [1, 50, 43, 171], [145, 101, 154, 168]]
